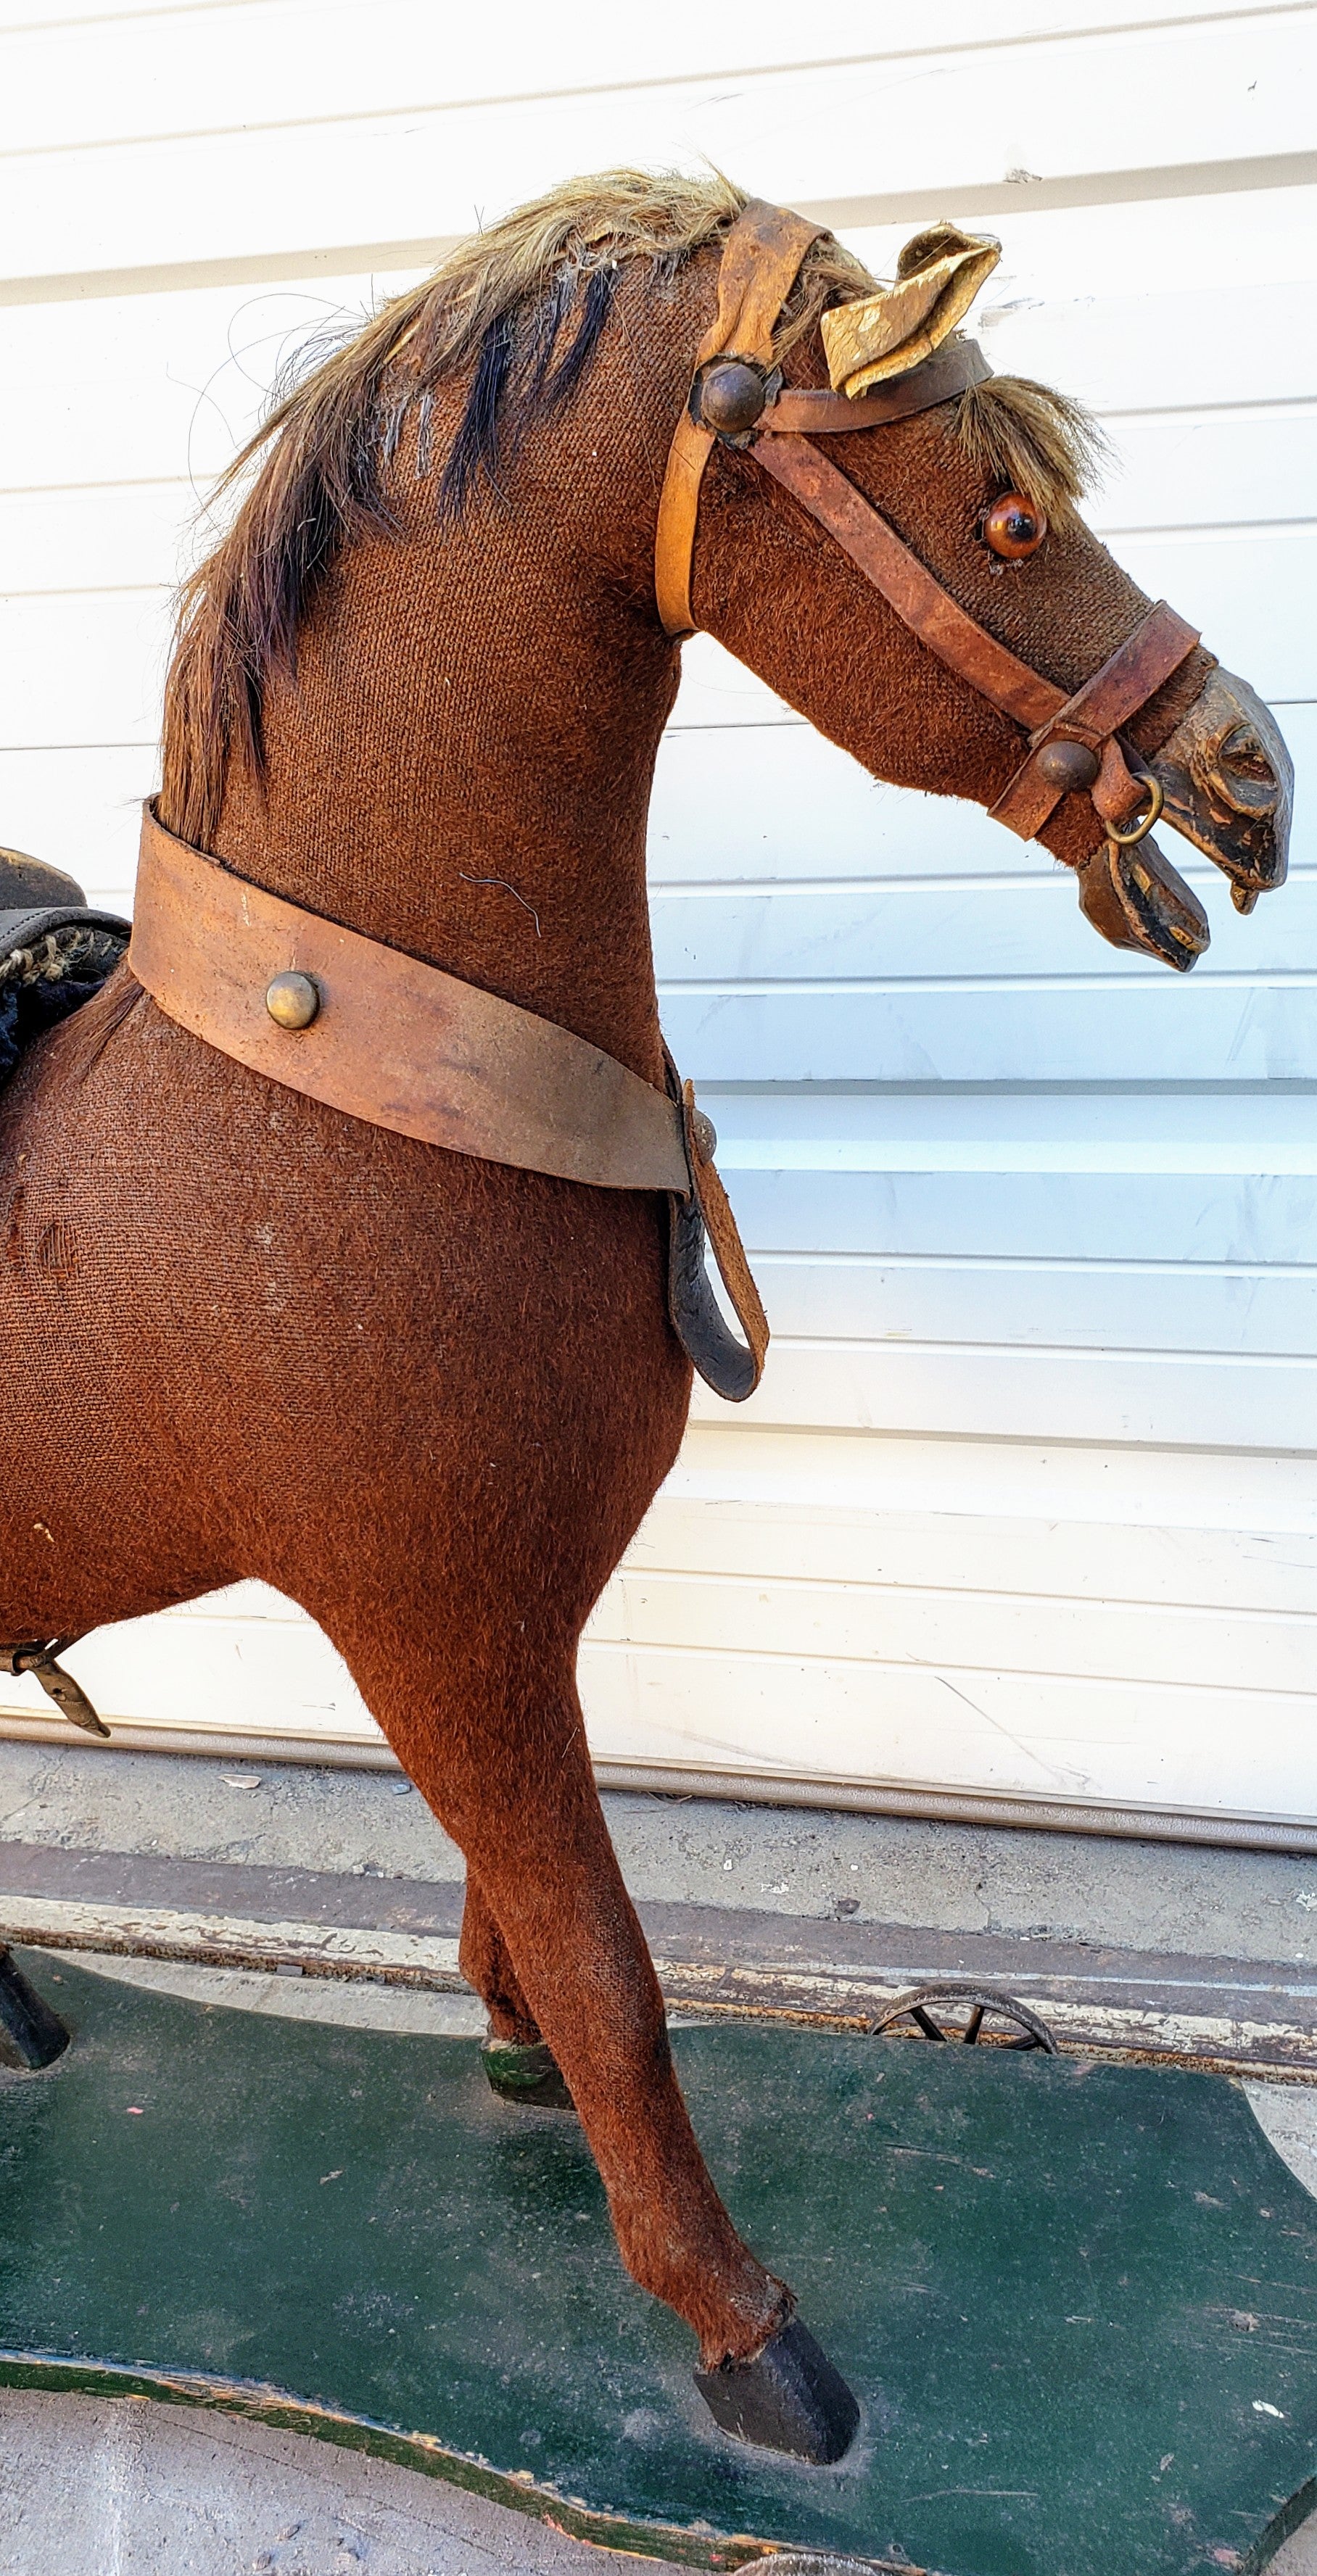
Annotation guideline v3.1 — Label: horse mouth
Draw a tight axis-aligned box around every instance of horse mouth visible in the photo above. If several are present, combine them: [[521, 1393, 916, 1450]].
[[1150, 668, 1292, 911]]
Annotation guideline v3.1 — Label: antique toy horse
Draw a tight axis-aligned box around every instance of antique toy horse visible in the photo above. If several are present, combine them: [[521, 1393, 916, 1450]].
[[0, 172, 1292, 2462]]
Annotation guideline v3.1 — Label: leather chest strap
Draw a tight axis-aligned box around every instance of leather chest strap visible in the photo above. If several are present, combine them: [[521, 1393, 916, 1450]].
[[131, 803, 690, 1190], [129, 804, 769, 1400]]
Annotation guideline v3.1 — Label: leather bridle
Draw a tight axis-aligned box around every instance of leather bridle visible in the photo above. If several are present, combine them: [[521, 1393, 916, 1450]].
[[654, 200, 1202, 862]]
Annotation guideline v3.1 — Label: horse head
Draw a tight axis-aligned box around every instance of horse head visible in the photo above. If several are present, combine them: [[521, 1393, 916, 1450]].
[[653, 200, 1289, 971]]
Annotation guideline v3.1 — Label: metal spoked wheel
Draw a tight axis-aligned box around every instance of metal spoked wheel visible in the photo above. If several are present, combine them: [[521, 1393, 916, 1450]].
[[868, 1981, 1058, 2053]]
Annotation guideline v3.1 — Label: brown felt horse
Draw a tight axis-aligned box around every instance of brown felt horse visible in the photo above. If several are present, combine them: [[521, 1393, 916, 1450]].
[[0, 171, 1291, 2459]]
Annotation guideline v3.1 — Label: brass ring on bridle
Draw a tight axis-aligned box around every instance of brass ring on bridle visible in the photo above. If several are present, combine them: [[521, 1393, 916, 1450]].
[[1105, 771, 1165, 848]]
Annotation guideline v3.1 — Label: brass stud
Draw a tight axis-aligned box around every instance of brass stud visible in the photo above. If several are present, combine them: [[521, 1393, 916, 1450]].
[[695, 360, 769, 436], [1035, 737, 1101, 794], [690, 1107, 718, 1161], [265, 971, 320, 1030]]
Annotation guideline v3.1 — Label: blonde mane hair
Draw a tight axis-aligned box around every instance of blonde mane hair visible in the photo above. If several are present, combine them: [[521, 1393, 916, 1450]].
[[160, 167, 1100, 848]]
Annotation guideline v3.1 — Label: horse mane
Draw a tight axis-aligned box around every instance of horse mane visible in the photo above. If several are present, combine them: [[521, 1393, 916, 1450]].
[[159, 167, 1101, 850]]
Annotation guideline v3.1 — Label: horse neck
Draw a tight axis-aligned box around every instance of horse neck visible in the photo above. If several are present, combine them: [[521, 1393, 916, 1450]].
[[210, 404, 682, 1089]]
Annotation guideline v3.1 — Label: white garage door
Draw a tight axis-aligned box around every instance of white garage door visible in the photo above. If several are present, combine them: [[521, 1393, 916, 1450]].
[[2, 3, 1315, 1844]]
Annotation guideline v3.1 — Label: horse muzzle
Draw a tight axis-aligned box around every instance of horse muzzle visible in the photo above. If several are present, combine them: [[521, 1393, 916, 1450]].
[[1150, 668, 1292, 914]]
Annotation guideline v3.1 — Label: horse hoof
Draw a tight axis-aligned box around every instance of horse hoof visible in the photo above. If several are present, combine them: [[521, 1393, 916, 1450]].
[[695, 2314, 859, 2463], [480, 2036, 573, 2111]]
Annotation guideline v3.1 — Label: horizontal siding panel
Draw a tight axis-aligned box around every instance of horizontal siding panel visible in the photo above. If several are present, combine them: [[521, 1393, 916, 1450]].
[[0, 745, 154, 900], [0, 481, 202, 595], [0, 1604, 369, 1743], [0, 2, 1275, 155], [665, 1422, 1317, 1533], [632, 1481, 1317, 1615], [1091, 408, 1317, 536], [723, 1166, 1317, 1264], [978, 275, 1317, 417], [651, 871, 1317, 985], [0, 592, 170, 748], [660, 982, 1317, 1085], [691, 1338, 1317, 1449], [0, 278, 408, 490], [587, 1565, 1315, 1696], [746, 1256, 1317, 1361], [2, 17, 1310, 286], [579, 1642, 1317, 1816], [1112, 526, 1317, 703], [651, 702, 1317, 880]]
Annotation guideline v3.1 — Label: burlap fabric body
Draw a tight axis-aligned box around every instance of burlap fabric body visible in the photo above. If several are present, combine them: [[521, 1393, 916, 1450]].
[[0, 204, 1220, 2387]]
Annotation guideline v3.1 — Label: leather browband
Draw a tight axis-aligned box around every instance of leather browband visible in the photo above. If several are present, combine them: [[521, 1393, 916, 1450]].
[[759, 338, 992, 436]]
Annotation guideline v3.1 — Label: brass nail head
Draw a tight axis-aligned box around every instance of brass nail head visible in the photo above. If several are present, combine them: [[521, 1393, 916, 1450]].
[[690, 1107, 717, 1161], [265, 971, 320, 1030], [1035, 737, 1100, 794]]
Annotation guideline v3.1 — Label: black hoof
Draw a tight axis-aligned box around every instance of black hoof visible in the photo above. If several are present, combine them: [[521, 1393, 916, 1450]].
[[695, 2314, 859, 2464], [0, 1945, 70, 2071], [480, 2035, 573, 2111]]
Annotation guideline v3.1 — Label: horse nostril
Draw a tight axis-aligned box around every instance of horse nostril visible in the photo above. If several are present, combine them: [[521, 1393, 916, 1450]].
[[1219, 724, 1275, 789]]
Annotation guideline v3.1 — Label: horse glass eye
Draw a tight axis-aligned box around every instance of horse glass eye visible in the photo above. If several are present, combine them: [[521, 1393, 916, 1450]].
[[983, 493, 1047, 559]]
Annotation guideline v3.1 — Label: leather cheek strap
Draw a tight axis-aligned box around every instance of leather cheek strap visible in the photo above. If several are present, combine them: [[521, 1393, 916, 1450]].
[[750, 435, 1200, 845], [654, 200, 825, 637]]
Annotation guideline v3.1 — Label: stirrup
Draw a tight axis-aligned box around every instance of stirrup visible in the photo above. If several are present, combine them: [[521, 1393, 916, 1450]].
[[0, 1639, 110, 1739]]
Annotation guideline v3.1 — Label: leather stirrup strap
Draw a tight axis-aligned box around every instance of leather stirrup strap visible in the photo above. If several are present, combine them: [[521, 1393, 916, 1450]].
[[655, 199, 825, 637]]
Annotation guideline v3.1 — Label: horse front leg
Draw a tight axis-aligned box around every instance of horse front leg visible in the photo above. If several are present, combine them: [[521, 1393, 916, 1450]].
[[344, 1622, 859, 2461]]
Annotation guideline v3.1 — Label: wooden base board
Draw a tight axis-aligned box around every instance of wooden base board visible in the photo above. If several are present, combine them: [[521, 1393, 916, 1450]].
[[3, 1951, 1317, 2575]]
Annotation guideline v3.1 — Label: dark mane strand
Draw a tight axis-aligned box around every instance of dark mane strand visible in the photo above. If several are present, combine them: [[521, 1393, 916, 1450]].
[[158, 168, 878, 850], [438, 263, 619, 519], [439, 310, 516, 516]]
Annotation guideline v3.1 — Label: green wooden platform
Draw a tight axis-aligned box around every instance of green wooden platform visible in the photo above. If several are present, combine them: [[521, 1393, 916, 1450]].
[[2, 1950, 1316, 2575]]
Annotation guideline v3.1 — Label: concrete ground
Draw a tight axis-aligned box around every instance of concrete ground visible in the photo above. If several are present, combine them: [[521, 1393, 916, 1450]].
[[4, 1737, 1317, 2574]]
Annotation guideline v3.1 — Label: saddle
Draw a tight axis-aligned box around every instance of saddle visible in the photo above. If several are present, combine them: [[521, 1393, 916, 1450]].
[[0, 845, 131, 1092]]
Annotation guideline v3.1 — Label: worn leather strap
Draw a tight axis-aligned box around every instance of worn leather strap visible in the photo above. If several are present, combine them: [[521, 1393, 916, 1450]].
[[131, 807, 770, 1399], [131, 803, 690, 1190], [988, 600, 1201, 839], [654, 199, 826, 637], [754, 431, 1059, 728], [752, 439, 1200, 840], [1, 904, 131, 952], [759, 337, 991, 436]]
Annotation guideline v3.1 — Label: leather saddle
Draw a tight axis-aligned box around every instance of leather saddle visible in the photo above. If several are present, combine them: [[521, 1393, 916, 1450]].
[[0, 845, 131, 1089]]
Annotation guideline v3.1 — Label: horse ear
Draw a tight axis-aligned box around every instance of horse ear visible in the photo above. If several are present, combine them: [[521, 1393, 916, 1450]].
[[821, 224, 1001, 398]]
